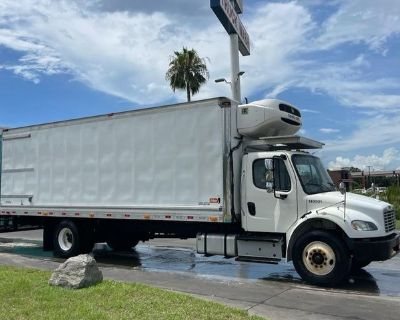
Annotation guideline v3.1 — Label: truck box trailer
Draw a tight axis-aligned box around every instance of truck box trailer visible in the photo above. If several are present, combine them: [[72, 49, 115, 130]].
[[1, 97, 399, 286]]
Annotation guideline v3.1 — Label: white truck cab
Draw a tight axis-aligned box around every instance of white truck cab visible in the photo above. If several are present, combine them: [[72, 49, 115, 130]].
[[199, 99, 399, 286], [238, 145, 398, 285]]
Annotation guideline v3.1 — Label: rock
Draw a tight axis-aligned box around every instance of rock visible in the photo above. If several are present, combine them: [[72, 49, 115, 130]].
[[49, 254, 103, 289]]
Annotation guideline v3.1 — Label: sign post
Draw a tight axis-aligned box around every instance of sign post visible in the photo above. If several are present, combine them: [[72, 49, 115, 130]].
[[211, 0, 250, 103]]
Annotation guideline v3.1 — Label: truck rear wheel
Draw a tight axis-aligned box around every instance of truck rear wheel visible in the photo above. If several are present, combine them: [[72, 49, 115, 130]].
[[292, 230, 351, 286], [106, 237, 139, 251], [53, 220, 81, 258]]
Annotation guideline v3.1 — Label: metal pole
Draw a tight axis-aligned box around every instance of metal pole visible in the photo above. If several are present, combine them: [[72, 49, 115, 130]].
[[229, 0, 241, 103], [230, 33, 241, 102], [367, 165, 371, 188]]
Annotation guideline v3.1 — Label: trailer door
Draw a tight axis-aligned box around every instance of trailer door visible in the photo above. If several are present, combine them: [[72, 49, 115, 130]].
[[242, 152, 298, 233]]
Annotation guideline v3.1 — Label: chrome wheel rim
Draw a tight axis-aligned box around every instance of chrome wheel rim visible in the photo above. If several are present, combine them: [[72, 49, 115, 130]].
[[58, 227, 73, 251], [303, 241, 335, 276]]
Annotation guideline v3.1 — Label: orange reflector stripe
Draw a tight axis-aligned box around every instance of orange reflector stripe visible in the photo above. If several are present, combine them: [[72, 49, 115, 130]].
[[208, 216, 218, 222], [144, 214, 151, 219]]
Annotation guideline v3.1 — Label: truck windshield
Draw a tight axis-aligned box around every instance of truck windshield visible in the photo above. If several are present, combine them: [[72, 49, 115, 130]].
[[292, 154, 336, 194]]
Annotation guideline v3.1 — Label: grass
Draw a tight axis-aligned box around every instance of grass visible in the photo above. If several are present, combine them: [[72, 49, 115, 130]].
[[0, 265, 262, 320]]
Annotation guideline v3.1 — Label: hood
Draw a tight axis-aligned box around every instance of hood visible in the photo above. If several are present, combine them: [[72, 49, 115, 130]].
[[306, 191, 391, 220]]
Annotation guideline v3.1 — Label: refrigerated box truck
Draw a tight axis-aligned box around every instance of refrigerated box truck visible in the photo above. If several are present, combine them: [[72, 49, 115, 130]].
[[0, 97, 398, 286]]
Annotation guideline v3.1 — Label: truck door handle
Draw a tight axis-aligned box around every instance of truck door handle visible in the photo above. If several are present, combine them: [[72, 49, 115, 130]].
[[247, 202, 256, 216]]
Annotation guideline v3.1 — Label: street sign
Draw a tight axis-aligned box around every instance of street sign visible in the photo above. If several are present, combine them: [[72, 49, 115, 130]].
[[211, 0, 250, 56], [232, 0, 243, 14]]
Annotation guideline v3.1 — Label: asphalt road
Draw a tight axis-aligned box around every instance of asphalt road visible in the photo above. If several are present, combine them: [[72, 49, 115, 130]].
[[1, 229, 400, 320]]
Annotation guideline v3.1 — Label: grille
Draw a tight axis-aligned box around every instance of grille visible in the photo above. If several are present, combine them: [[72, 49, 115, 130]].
[[384, 209, 396, 233]]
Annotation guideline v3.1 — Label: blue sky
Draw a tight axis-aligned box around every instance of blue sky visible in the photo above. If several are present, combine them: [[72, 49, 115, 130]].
[[0, 0, 399, 170]]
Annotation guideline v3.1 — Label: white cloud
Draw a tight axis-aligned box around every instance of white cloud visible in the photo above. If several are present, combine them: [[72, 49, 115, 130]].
[[315, 0, 400, 52], [301, 109, 320, 114], [324, 114, 400, 152], [294, 56, 400, 109], [319, 128, 340, 134], [328, 148, 399, 170], [0, 0, 212, 104], [0, 0, 318, 105], [0, 0, 398, 112]]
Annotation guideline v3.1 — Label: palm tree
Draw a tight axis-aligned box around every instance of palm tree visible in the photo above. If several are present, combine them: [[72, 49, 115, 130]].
[[166, 47, 209, 102]]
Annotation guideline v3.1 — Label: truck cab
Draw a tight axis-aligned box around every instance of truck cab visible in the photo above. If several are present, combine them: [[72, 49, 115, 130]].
[[234, 101, 399, 285]]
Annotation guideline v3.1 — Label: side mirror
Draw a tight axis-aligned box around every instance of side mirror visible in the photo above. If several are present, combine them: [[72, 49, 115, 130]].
[[339, 182, 346, 195]]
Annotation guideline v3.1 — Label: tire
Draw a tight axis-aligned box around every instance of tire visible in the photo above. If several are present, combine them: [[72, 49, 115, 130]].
[[106, 237, 139, 251], [351, 259, 371, 272], [292, 230, 351, 286], [53, 220, 81, 258]]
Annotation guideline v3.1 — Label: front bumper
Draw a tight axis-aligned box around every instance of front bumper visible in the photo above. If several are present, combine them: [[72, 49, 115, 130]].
[[350, 232, 400, 262]]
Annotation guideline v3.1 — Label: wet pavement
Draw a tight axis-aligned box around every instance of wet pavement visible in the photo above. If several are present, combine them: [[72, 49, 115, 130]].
[[0, 234, 399, 298]]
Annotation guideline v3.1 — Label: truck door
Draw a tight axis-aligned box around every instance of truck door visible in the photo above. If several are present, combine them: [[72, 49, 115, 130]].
[[242, 153, 298, 233]]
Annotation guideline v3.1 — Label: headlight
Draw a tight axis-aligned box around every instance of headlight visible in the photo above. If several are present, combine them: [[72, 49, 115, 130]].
[[351, 220, 378, 231]]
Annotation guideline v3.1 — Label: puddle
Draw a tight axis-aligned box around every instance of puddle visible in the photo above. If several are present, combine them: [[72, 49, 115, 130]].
[[1, 239, 399, 297]]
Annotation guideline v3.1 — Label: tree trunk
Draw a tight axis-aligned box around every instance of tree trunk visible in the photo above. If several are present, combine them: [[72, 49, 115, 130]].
[[186, 83, 191, 102]]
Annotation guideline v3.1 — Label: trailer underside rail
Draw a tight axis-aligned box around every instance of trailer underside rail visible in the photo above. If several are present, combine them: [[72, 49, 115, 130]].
[[0, 205, 226, 223]]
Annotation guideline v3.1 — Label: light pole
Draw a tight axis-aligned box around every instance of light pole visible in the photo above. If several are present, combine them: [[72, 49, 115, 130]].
[[211, 0, 250, 102], [215, 71, 245, 102], [230, 30, 241, 102], [367, 165, 372, 188]]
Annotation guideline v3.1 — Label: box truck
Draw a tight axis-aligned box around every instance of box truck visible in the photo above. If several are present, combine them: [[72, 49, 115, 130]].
[[0, 97, 398, 286]]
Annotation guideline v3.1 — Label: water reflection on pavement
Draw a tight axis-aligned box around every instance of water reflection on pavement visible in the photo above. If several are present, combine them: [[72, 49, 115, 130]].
[[0, 239, 399, 297]]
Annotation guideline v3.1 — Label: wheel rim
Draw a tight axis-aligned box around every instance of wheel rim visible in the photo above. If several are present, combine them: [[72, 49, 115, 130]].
[[303, 241, 336, 276], [58, 227, 74, 251]]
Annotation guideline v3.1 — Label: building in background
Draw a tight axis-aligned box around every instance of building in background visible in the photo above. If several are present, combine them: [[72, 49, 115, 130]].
[[328, 168, 353, 190]]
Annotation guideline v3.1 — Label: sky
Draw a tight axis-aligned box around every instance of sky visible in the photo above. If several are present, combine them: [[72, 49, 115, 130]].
[[0, 0, 399, 171]]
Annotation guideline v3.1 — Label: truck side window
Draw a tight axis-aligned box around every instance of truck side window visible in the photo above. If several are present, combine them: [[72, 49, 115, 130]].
[[253, 158, 291, 191], [274, 158, 291, 191], [253, 159, 269, 189]]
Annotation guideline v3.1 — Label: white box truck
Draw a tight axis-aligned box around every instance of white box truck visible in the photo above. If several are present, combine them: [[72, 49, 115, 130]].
[[0, 97, 398, 286]]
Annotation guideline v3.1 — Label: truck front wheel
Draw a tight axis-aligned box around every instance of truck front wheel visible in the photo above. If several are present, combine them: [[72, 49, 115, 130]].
[[53, 220, 81, 258], [292, 230, 351, 286], [351, 259, 371, 273]]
